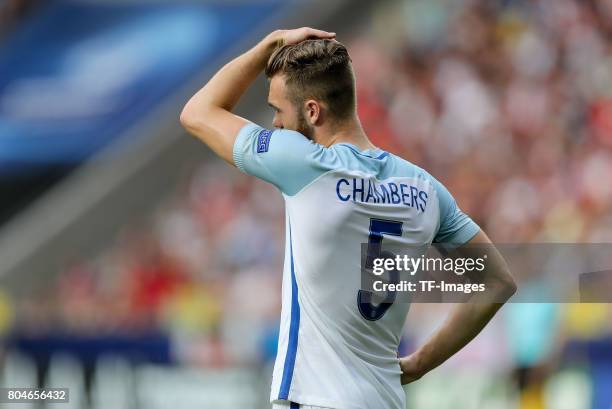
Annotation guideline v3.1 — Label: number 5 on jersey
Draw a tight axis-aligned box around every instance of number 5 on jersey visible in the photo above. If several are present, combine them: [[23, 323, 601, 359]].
[[358, 218, 403, 321]]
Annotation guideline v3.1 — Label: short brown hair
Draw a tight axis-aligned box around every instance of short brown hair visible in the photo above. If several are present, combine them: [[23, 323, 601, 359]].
[[265, 39, 355, 121]]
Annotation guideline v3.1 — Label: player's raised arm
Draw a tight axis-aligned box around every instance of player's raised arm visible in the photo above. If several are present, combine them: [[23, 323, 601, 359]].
[[399, 229, 516, 384], [179, 27, 336, 164]]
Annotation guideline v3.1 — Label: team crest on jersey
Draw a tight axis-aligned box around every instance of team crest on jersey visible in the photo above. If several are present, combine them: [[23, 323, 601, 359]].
[[257, 129, 273, 153]]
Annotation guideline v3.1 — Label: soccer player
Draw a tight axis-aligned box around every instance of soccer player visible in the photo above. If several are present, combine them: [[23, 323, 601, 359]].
[[180, 28, 516, 409]]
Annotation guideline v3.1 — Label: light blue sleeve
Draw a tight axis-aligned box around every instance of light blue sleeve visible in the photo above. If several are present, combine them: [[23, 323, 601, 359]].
[[232, 123, 332, 195], [431, 176, 480, 245]]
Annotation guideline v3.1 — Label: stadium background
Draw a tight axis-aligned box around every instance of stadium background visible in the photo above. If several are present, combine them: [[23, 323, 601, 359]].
[[1, 0, 612, 408]]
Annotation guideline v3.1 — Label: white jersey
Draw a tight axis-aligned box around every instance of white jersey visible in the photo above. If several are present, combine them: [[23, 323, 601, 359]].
[[234, 124, 479, 409]]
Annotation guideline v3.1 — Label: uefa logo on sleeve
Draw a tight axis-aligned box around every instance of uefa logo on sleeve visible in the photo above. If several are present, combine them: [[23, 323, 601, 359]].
[[257, 129, 273, 153]]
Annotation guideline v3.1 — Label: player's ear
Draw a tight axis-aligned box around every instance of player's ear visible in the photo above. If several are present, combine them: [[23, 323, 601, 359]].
[[304, 99, 321, 126]]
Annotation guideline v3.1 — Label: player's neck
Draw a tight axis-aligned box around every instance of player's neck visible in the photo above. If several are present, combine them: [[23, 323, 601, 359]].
[[317, 117, 376, 151]]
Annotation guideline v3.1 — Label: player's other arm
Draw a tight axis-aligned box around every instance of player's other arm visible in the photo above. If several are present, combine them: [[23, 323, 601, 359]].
[[179, 28, 335, 164], [400, 229, 516, 384]]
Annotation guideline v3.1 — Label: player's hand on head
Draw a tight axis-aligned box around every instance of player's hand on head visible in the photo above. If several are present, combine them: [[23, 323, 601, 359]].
[[275, 27, 336, 46]]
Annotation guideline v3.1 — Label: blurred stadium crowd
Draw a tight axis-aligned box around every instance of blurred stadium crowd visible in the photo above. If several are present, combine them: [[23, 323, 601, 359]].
[[2, 0, 612, 408]]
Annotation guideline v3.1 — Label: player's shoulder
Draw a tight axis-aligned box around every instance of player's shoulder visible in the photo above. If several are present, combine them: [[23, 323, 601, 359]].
[[376, 150, 435, 183], [377, 151, 452, 207], [320, 142, 439, 185], [236, 123, 327, 165], [267, 127, 344, 172], [234, 123, 344, 195], [247, 125, 362, 173]]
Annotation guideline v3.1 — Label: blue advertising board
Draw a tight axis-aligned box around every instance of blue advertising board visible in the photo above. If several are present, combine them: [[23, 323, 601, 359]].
[[0, 0, 286, 170]]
